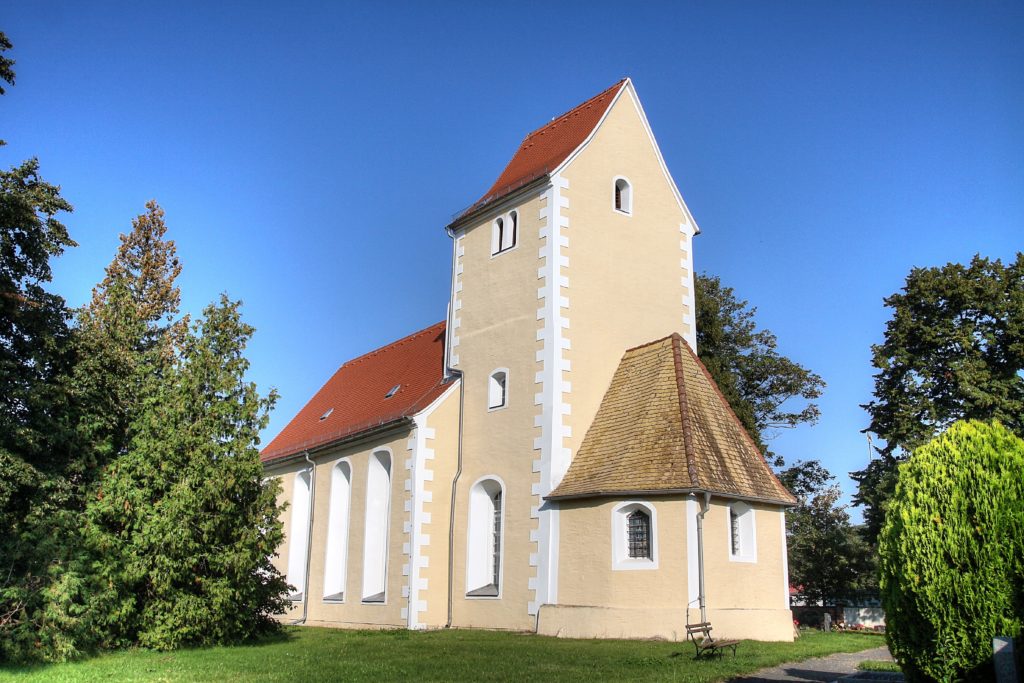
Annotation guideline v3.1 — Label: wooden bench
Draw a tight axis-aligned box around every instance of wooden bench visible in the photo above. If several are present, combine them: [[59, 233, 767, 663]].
[[686, 622, 740, 659]]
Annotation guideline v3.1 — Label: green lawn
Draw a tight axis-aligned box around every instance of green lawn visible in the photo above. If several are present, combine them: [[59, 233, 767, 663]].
[[0, 627, 885, 682]]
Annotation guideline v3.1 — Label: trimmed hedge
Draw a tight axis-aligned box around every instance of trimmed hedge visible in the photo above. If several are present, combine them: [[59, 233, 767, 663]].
[[879, 420, 1024, 682]]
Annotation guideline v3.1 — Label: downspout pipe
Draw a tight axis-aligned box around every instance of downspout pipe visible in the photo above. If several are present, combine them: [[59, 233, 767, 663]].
[[292, 451, 317, 625], [696, 491, 711, 624], [444, 373, 465, 628], [444, 223, 465, 629]]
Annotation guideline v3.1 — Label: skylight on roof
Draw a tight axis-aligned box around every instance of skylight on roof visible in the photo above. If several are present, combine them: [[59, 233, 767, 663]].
[[319, 408, 334, 421], [384, 384, 400, 399]]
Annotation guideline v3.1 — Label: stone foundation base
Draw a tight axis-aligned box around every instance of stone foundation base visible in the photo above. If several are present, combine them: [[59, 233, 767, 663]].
[[537, 604, 794, 642]]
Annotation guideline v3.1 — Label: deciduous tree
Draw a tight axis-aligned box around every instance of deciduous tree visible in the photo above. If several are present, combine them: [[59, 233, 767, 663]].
[[854, 253, 1024, 541], [695, 273, 825, 466], [778, 460, 873, 606]]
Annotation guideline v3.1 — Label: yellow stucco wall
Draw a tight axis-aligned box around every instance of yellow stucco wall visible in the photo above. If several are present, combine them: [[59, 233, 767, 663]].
[[546, 494, 792, 641], [558, 85, 695, 470], [448, 190, 545, 631]]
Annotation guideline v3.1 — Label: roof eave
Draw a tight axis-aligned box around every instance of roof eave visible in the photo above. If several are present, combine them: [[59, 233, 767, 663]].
[[261, 416, 413, 469], [445, 174, 551, 233], [545, 487, 796, 508]]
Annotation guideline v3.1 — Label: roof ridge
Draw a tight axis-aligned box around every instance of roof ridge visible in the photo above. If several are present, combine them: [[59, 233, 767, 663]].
[[343, 320, 446, 368], [521, 78, 627, 143], [671, 336, 701, 488], [623, 331, 677, 354], [676, 337, 795, 503]]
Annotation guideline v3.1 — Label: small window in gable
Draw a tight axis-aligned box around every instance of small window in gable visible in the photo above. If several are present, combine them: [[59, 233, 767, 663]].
[[728, 501, 757, 563], [611, 501, 658, 570], [614, 177, 632, 214], [488, 369, 508, 410]]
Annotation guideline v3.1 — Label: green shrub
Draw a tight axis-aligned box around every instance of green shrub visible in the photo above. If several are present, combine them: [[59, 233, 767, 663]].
[[879, 420, 1024, 682]]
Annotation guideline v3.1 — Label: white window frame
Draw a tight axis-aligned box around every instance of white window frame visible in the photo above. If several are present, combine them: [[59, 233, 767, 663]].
[[490, 210, 520, 256], [611, 501, 659, 570], [362, 449, 392, 603], [465, 476, 505, 598], [322, 459, 352, 602], [612, 176, 633, 215], [286, 468, 313, 600], [727, 501, 757, 563], [487, 368, 509, 411]]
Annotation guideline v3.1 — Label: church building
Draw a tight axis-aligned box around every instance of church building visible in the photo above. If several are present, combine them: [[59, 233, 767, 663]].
[[261, 79, 797, 641]]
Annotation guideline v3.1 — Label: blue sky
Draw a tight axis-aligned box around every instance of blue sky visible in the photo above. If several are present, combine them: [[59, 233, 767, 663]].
[[4, 2, 1022, 516]]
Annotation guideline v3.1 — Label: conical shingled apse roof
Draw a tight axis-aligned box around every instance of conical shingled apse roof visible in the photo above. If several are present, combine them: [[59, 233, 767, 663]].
[[548, 334, 796, 505]]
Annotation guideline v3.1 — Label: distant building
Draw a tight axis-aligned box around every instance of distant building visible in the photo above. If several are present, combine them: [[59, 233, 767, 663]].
[[261, 79, 797, 641]]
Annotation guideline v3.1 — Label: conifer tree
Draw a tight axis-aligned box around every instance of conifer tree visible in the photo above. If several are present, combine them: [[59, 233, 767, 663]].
[[83, 296, 287, 649], [71, 200, 185, 475]]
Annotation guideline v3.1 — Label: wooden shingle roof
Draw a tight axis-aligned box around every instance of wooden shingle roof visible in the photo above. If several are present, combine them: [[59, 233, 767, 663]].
[[548, 334, 796, 505]]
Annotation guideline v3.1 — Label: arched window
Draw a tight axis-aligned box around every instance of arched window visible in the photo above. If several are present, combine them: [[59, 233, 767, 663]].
[[728, 501, 757, 563], [467, 477, 504, 597], [611, 501, 658, 570], [627, 509, 651, 559], [491, 211, 518, 255], [614, 177, 632, 214], [505, 210, 518, 250], [286, 469, 312, 600], [491, 217, 505, 255], [362, 450, 392, 602], [322, 460, 352, 602], [488, 369, 508, 410]]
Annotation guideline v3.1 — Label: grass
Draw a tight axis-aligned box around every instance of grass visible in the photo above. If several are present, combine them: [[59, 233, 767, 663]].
[[0, 628, 884, 682], [857, 659, 902, 673]]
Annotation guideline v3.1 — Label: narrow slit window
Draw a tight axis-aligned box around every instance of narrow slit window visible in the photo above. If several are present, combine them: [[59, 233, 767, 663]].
[[730, 508, 741, 555], [384, 384, 400, 399], [492, 490, 502, 587], [492, 217, 505, 255], [503, 211, 517, 251]]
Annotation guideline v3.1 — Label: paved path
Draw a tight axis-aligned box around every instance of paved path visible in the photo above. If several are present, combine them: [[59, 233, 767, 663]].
[[730, 646, 903, 682]]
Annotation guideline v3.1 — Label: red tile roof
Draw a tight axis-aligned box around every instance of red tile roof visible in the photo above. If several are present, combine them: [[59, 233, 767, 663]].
[[453, 79, 627, 224], [261, 321, 452, 464]]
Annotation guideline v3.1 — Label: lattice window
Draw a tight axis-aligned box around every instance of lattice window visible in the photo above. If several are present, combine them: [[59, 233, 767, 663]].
[[492, 490, 502, 587], [627, 509, 651, 559]]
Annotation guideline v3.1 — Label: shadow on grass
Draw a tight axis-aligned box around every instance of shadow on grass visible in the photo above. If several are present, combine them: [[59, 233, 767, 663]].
[[0, 625, 297, 675]]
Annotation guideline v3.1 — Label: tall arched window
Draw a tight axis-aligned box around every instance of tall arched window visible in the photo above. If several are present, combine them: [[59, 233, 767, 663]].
[[322, 460, 352, 602], [614, 177, 632, 214], [488, 369, 508, 409], [362, 450, 392, 602], [286, 469, 312, 600], [466, 477, 504, 597]]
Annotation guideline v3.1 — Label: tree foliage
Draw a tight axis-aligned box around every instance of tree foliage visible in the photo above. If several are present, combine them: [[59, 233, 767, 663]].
[[878, 420, 1024, 682], [82, 296, 286, 650], [854, 253, 1024, 541], [695, 273, 825, 465], [778, 460, 874, 606]]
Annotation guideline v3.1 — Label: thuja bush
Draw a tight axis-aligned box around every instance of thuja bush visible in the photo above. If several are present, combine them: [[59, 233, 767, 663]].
[[879, 420, 1024, 682]]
